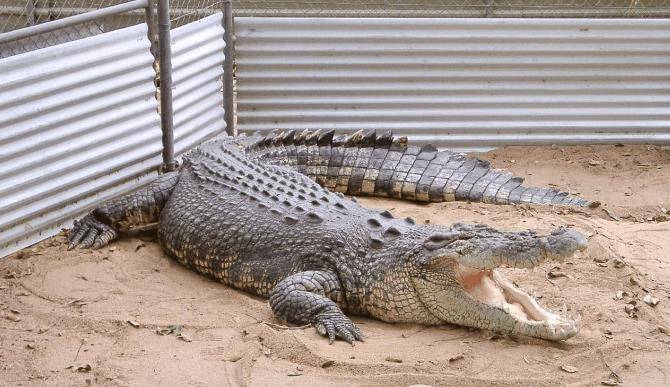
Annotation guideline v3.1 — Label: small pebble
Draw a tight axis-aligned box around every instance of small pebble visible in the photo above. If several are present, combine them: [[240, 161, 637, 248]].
[[643, 294, 659, 307]]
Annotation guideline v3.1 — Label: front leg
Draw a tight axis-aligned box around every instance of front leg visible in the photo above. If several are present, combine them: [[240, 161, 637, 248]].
[[68, 172, 179, 249], [269, 270, 364, 345]]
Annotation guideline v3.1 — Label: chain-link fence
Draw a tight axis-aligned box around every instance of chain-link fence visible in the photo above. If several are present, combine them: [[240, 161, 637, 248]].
[[0, 1, 228, 58], [1, 0, 669, 58], [232, 0, 670, 17], [0, 0, 227, 33], [1, 1, 146, 58], [2, 0, 670, 33]]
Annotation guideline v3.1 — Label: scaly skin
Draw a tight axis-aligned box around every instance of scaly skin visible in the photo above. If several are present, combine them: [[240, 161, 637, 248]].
[[68, 134, 588, 344], [245, 129, 590, 206]]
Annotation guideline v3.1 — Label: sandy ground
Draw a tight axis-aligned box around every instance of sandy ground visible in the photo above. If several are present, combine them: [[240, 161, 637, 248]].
[[1, 144, 669, 386]]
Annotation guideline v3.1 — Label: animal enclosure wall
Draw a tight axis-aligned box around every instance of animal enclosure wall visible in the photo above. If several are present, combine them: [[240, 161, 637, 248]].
[[0, 13, 227, 258], [0, 23, 161, 258], [171, 13, 226, 156], [235, 17, 670, 147]]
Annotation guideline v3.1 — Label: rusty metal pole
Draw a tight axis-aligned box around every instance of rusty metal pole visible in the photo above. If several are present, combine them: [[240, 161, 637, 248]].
[[157, 0, 176, 172], [222, 0, 235, 136]]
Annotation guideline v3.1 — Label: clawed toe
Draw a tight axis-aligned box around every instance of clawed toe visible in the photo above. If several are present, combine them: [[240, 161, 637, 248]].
[[67, 214, 118, 250], [314, 311, 364, 345]]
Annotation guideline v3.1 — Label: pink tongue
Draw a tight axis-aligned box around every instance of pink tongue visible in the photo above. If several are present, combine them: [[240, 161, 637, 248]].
[[459, 270, 489, 290]]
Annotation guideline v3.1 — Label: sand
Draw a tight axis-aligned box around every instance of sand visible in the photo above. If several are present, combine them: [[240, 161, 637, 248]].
[[1, 144, 669, 386]]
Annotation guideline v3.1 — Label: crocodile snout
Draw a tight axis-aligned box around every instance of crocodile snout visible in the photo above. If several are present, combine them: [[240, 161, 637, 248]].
[[542, 228, 588, 260]]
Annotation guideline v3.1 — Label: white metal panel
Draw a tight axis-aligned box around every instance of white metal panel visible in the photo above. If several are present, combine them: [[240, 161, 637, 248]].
[[171, 12, 226, 156], [0, 23, 162, 258], [235, 17, 670, 147]]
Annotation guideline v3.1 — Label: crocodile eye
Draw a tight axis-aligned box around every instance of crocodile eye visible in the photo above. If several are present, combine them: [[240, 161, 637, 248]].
[[423, 231, 459, 251]]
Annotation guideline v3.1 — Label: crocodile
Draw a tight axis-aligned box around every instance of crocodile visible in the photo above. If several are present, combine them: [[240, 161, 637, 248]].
[[67, 132, 588, 344]]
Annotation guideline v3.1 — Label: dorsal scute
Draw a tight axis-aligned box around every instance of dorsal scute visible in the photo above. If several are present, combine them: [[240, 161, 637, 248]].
[[294, 129, 311, 145], [344, 130, 365, 147], [281, 130, 296, 145], [360, 130, 377, 147], [317, 129, 336, 146], [332, 134, 348, 147], [390, 135, 408, 151], [305, 129, 322, 145], [272, 131, 286, 146], [375, 130, 394, 148]]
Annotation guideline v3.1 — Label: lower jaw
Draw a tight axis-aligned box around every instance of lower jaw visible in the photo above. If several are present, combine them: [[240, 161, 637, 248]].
[[458, 266, 580, 339]]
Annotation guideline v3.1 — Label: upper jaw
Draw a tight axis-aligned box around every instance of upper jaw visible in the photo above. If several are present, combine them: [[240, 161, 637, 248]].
[[429, 225, 588, 271]]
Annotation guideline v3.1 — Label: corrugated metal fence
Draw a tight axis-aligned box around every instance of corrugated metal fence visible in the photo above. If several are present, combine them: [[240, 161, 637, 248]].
[[0, 13, 226, 258], [171, 13, 226, 156], [0, 23, 161, 257], [235, 17, 670, 147]]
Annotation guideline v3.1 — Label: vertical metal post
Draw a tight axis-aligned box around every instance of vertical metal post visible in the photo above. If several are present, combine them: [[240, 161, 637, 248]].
[[222, 0, 235, 136], [144, 0, 157, 58], [157, 0, 176, 172]]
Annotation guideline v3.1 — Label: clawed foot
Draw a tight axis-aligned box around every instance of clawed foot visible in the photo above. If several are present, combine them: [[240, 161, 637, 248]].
[[314, 309, 364, 345], [68, 214, 118, 250]]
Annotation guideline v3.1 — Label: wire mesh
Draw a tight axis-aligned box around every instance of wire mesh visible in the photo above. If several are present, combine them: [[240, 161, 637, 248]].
[[0, 1, 229, 58], [232, 0, 670, 17], [170, 0, 226, 26], [0, 1, 146, 33], [1, 1, 669, 58], [1, 0, 668, 35], [0, 1, 153, 58]]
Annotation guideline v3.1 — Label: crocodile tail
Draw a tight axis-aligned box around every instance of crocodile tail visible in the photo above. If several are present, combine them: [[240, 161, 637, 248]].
[[245, 129, 590, 206]]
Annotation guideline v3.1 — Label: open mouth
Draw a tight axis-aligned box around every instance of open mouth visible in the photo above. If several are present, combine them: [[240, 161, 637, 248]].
[[456, 264, 580, 339]]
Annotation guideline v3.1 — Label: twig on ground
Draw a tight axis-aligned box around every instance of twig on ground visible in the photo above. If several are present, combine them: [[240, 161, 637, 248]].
[[73, 338, 85, 362], [241, 313, 311, 331]]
